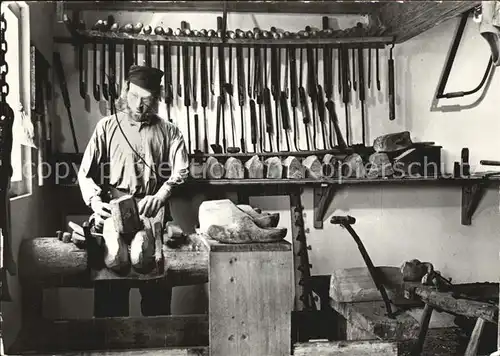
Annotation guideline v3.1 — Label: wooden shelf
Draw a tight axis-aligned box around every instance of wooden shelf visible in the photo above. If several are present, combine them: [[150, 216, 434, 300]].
[[55, 29, 393, 47]]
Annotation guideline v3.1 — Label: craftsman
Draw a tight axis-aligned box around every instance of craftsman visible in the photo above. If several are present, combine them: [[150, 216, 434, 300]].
[[77, 64, 189, 317]]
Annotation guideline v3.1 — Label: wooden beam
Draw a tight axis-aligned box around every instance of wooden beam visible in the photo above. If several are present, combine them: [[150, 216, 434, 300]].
[[313, 185, 336, 229], [10, 315, 208, 354], [15, 348, 209, 356], [374, 1, 480, 43], [294, 340, 399, 356], [63, 1, 383, 15]]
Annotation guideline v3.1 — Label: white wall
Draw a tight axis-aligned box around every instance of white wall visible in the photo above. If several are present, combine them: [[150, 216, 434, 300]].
[[1, 1, 59, 352], [51, 9, 500, 321]]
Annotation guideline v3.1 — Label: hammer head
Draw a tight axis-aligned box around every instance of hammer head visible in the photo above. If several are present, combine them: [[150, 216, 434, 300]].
[[330, 215, 356, 225]]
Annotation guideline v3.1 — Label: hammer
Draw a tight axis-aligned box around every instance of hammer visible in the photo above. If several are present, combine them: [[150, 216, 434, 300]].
[[331, 215, 395, 318]]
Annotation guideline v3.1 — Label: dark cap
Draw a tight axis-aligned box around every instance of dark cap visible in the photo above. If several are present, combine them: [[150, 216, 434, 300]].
[[127, 65, 164, 92]]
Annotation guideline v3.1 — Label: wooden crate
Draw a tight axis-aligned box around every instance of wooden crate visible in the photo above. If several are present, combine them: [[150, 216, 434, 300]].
[[209, 241, 293, 356]]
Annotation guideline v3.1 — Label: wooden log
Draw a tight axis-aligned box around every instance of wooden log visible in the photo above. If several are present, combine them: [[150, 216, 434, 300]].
[[204, 156, 224, 179], [198, 199, 287, 243], [18, 237, 209, 287], [367, 152, 394, 178], [293, 340, 398, 356], [303, 155, 323, 179], [322, 153, 338, 178], [224, 157, 244, 179], [283, 156, 304, 179], [11, 315, 208, 354], [264, 156, 283, 179], [209, 241, 293, 356], [330, 299, 420, 341], [244, 155, 264, 179], [342, 154, 366, 178], [330, 267, 418, 305]]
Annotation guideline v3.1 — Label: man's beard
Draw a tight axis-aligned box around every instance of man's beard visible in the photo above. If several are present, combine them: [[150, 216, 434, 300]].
[[127, 103, 155, 122]]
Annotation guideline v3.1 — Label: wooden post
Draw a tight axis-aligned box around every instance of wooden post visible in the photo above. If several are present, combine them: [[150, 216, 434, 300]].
[[209, 241, 293, 356]]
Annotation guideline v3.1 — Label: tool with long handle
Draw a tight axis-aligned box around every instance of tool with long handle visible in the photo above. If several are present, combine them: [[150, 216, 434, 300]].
[[341, 46, 351, 146], [279, 91, 291, 151], [388, 45, 396, 121], [271, 44, 281, 151], [331, 215, 394, 318], [78, 43, 86, 100], [326, 100, 347, 149], [194, 114, 201, 154], [92, 42, 100, 101], [54, 52, 79, 153], [225, 45, 240, 154], [289, 47, 302, 151], [376, 47, 381, 91], [254, 46, 264, 152], [182, 42, 192, 153], [211, 96, 223, 153], [306, 47, 317, 150], [177, 44, 182, 98], [358, 48, 366, 145], [337, 47, 342, 95], [298, 48, 311, 150], [217, 16, 227, 153], [192, 44, 197, 104], [368, 47, 372, 89], [164, 43, 173, 123], [109, 41, 118, 113], [236, 45, 246, 153], [351, 48, 356, 92], [316, 85, 328, 149], [247, 46, 252, 98], [249, 99, 258, 152], [101, 42, 108, 101], [200, 43, 209, 153], [263, 46, 273, 152]]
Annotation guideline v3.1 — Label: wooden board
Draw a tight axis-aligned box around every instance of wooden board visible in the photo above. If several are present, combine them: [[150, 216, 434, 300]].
[[209, 242, 293, 356], [330, 299, 420, 341], [330, 267, 404, 303], [294, 340, 398, 356], [10, 315, 208, 354]]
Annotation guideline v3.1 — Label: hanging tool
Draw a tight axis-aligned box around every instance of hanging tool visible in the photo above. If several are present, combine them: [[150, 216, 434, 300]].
[[341, 46, 351, 146], [176, 41, 182, 98], [92, 41, 100, 101], [289, 47, 302, 151], [208, 29, 216, 96], [388, 44, 395, 121], [306, 47, 317, 150], [211, 96, 223, 154], [192, 42, 197, 104], [200, 43, 209, 153], [101, 40, 108, 101], [78, 39, 86, 100], [54, 52, 79, 153], [144, 29, 152, 67], [279, 91, 291, 151], [368, 47, 372, 89], [193, 114, 202, 156], [325, 100, 347, 149], [254, 45, 264, 152], [298, 48, 311, 150], [164, 43, 173, 123], [376, 47, 381, 91], [225, 44, 240, 154], [317, 85, 328, 149], [182, 38, 192, 154], [247, 44, 252, 98], [337, 47, 342, 95], [236, 45, 246, 153], [263, 46, 274, 152], [351, 48, 356, 92], [331, 215, 395, 318], [249, 99, 258, 153], [358, 47, 366, 145], [270, 43, 281, 152]]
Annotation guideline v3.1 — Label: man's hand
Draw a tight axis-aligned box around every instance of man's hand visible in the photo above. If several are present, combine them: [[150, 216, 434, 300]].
[[138, 194, 165, 218], [90, 197, 112, 230]]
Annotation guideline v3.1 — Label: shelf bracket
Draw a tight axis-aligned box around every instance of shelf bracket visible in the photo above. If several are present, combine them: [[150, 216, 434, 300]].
[[461, 181, 486, 225], [313, 185, 337, 229]]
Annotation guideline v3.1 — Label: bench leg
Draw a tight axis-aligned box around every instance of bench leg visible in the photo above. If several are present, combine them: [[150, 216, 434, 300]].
[[464, 317, 486, 356], [413, 303, 434, 356]]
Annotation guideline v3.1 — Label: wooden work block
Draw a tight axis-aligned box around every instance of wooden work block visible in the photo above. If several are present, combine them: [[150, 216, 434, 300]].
[[205, 156, 225, 179], [283, 156, 304, 179], [264, 156, 283, 179], [330, 299, 420, 341], [303, 155, 323, 179], [244, 155, 264, 179], [209, 241, 293, 356], [110, 195, 141, 234], [224, 157, 244, 179]]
